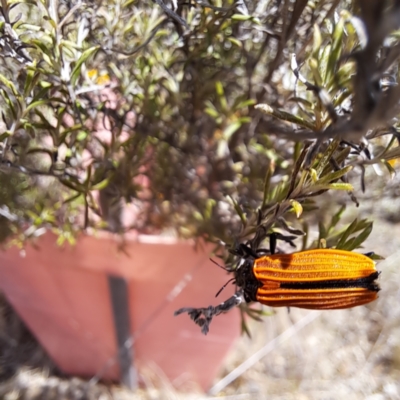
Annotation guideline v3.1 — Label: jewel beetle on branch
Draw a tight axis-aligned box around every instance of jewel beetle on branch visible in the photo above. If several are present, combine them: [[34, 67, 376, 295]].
[[174, 235, 380, 335]]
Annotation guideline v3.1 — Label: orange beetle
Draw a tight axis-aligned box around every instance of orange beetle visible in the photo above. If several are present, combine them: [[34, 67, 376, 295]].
[[240, 249, 379, 310], [175, 246, 380, 334]]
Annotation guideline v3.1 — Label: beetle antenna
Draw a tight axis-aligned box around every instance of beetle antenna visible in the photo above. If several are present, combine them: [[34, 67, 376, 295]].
[[215, 278, 235, 298], [209, 257, 229, 271]]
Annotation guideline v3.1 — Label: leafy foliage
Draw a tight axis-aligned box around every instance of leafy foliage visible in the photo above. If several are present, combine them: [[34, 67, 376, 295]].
[[0, 0, 399, 267]]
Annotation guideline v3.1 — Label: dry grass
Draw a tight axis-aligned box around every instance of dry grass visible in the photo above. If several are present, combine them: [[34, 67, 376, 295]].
[[0, 294, 57, 381]]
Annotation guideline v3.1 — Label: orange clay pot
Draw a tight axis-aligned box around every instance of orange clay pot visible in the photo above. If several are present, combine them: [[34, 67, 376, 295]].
[[0, 231, 240, 391]]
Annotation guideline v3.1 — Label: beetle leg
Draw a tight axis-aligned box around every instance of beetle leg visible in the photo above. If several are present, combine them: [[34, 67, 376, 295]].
[[270, 232, 277, 255], [239, 243, 258, 258], [174, 291, 245, 335], [265, 232, 297, 256]]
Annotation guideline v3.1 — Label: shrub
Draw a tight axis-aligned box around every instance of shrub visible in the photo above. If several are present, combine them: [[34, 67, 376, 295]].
[[0, 0, 399, 263]]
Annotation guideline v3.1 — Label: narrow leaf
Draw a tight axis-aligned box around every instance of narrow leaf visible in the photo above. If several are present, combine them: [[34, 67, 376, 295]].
[[223, 121, 241, 140], [255, 104, 315, 130], [228, 195, 246, 227], [0, 73, 19, 96], [231, 14, 252, 21], [71, 46, 100, 86], [329, 205, 346, 230], [342, 223, 373, 251], [336, 218, 358, 249], [327, 182, 353, 191], [91, 177, 111, 191], [318, 165, 353, 184], [26, 99, 50, 112], [262, 163, 274, 207]]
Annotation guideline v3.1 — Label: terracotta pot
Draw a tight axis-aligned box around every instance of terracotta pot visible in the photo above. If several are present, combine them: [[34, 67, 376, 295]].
[[0, 232, 240, 391]]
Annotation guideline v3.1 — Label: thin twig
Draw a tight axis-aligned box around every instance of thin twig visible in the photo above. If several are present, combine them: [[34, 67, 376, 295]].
[[58, 3, 83, 32], [108, 20, 166, 56], [153, 0, 188, 28]]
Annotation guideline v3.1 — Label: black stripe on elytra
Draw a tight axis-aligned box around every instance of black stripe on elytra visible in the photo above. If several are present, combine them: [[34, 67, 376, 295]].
[[279, 272, 380, 292]]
